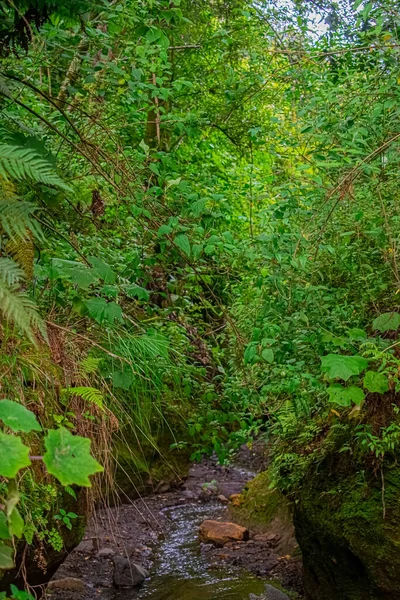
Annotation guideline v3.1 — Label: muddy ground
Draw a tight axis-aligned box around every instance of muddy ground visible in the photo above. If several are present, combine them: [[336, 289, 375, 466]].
[[46, 449, 302, 599]]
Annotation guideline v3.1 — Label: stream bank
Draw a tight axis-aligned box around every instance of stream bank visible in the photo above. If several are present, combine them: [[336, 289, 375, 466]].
[[46, 452, 302, 599]]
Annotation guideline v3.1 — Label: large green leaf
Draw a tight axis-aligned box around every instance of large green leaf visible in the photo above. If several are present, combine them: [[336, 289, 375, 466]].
[[0, 542, 14, 569], [88, 257, 117, 284], [0, 512, 9, 540], [321, 354, 368, 381], [363, 371, 389, 394], [372, 312, 400, 333], [0, 400, 41, 433], [8, 507, 23, 539], [0, 433, 30, 478], [43, 427, 103, 487], [174, 234, 191, 257], [327, 384, 365, 407]]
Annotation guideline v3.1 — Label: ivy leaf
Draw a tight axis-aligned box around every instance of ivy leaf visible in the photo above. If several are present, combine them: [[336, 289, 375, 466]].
[[8, 507, 23, 539], [0, 543, 14, 569], [0, 433, 31, 478], [0, 400, 41, 433], [43, 427, 104, 487], [0, 512, 10, 540], [174, 234, 191, 257], [363, 371, 389, 394], [320, 354, 368, 381], [372, 312, 400, 333], [261, 349, 274, 363], [327, 384, 365, 407]]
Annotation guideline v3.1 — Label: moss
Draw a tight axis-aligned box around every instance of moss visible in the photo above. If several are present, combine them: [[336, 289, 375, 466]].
[[229, 469, 297, 554], [295, 457, 400, 600]]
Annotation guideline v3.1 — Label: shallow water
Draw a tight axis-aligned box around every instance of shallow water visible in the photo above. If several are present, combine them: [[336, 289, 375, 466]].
[[113, 502, 264, 600]]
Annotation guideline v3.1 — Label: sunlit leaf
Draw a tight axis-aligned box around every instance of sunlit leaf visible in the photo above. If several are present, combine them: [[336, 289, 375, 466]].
[[43, 427, 103, 487]]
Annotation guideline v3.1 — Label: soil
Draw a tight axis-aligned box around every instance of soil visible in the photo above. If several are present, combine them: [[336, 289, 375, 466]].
[[45, 447, 303, 600]]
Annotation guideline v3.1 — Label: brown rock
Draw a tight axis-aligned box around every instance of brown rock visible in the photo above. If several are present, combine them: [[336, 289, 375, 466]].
[[217, 494, 229, 504], [199, 520, 249, 547], [48, 578, 86, 592]]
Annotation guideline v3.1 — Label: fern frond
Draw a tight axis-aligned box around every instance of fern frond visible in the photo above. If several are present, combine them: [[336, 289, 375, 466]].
[[0, 144, 71, 191], [6, 235, 34, 278], [0, 198, 43, 240], [0, 270, 46, 343], [63, 386, 104, 410], [0, 258, 24, 285], [78, 357, 103, 377]]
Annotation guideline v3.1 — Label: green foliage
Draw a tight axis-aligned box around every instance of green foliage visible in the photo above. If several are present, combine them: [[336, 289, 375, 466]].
[[43, 427, 104, 487], [0, 400, 41, 433], [321, 355, 369, 382], [0, 433, 31, 478]]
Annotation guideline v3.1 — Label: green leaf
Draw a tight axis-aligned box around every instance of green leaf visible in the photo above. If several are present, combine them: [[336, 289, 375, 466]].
[[122, 284, 150, 301], [103, 302, 123, 324], [261, 349, 274, 363], [321, 354, 368, 381], [0, 542, 14, 569], [88, 257, 117, 284], [363, 371, 389, 394], [86, 298, 107, 323], [43, 427, 103, 487], [0, 512, 10, 540], [174, 234, 191, 257], [0, 400, 41, 433], [112, 370, 133, 390], [8, 507, 23, 539], [0, 433, 30, 478], [244, 343, 257, 364], [372, 312, 400, 333], [327, 384, 365, 407], [348, 328, 367, 340]]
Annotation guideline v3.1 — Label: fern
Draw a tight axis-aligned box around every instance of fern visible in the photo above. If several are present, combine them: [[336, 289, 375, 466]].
[[0, 198, 42, 240], [63, 386, 104, 410], [0, 259, 45, 342], [0, 144, 71, 191], [78, 357, 103, 377]]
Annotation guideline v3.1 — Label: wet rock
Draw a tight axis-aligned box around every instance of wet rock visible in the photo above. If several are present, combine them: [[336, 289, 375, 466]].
[[97, 547, 115, 558], [75, 539, 95, 553], [156, 480, 171, 494], [112, 556, 149, 588], [253, 533, 280, 547], [200, 543, 214, 553], [218, 481, 245, 498], [264, 584, 291, 600], [249, 585, 290, 600], [180, 489, 197, 500], [199, 520, 249, 547], [217, 494, 229, 504], [48, 577, 87, 592]]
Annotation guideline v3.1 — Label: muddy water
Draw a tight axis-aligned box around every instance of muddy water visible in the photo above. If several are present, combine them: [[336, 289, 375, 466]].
[[116, 502, 265, 600]]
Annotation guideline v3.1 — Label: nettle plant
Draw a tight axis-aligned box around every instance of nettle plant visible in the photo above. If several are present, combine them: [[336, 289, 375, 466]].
[[0, 400, 103, 570], [321, 313, 400, 412]]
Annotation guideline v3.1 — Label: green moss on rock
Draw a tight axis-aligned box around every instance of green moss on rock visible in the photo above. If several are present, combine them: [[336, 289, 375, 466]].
[[295, 457, 400, 600], [230, 470, 297, 554]]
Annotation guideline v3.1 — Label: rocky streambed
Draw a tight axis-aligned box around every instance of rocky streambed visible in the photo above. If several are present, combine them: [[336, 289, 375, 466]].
[[46, 455, 302, 600]]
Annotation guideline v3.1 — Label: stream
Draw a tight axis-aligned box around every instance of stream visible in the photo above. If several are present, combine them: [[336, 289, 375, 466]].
[[51, 455, 300, 600], [123, 502, 265, 600]]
